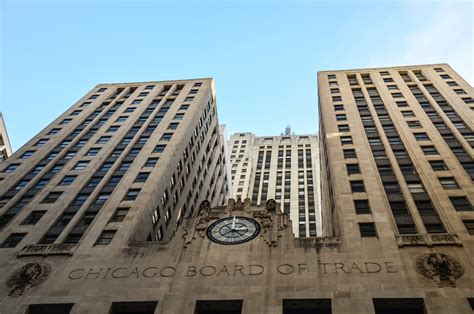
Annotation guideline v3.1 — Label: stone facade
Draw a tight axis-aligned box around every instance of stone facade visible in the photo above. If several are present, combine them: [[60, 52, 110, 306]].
[[0, 199, 473, 313], [0, 112, 13, 163]]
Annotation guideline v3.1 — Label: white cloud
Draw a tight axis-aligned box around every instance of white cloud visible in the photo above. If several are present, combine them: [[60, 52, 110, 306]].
[[371, 1, 473, 84]]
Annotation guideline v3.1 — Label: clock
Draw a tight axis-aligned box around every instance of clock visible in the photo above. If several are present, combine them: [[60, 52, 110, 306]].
[[206, 216, 260, 245]]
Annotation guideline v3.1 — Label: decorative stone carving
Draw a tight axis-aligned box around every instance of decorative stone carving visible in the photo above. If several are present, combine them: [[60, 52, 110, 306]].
[[7, 262, 51, 296], [183, 200, 218, 247], [414, 252, 463, 287], [253, 199, 288, 247]]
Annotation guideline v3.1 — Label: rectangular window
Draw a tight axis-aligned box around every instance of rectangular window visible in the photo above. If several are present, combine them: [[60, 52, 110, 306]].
[[1, 233, 26, 248], [449, 196, 472, 211], [439, 177, 459, 189], [35, 139, 49, 147], [282, 299, 331, 314], [414, 133, 429, 141], [144, 158, 159, 167], [350, 180, 365, 192], [42, 191, 63, 203], [347, 163, 360, 174], [86, 148, 100, 156], [463, 220, 474, 235], [160, 133, 173, 141], [4, 164, 19, 173], [95, 230, 116, 245], [59, 175, 77, 186], [343, 149, 357, 159], [21, 211, 46, 225], [21, 151, 35, 159], [354, 200, 370, 214], [154, 145, 166, 153], [135, 172, 150, 183], [429, 160, 448, 171], [110, 301, 158, 314], [340, 136, 353, 145], [73, 161, 89, 170], [110, 208, 130, 223], [124, 189, 141, 201], [95, 193, 111, 205], [338, 124, 350, 132], [421, 146, 438, 155], [194, 300, 243, 314], [97, 136, 111, 144], [359, 223, 377, 237], [372, 298, 425, 314]]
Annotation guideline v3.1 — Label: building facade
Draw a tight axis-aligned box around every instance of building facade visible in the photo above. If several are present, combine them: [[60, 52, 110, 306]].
[[228, 132, 321, 237], [0, 112, 13, 163], [0, 78, 230, 249]]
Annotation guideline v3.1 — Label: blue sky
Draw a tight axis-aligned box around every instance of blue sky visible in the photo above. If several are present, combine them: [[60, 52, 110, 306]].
[[1, 0, 472, 151]]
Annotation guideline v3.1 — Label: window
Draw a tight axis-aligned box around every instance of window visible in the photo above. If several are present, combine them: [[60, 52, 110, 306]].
[[332, 96, 342, 102], [86, 148, 100, 156], [396, 101, 408, 107], [179, 104, 189, 110], [124, 189, 141, 201], [144, 158, 159, 167], [194, 300, 243, 314], [184, 97, 194, 102], [95, 193, 111, 205], [347, 164, 360, 174], [110, 208, 130, 223], [334, 105, 344, 111], [421, 146, 438, 155], [21, 211, 46, 225], [59, 175, 76, 186], [73, 194, 89, 205], [21, 151, 34, 159], [60, 119, 72, 125], [463, 220, 474, 235], [407, 121, 422, 128], [4, 163, 19, 173], [87, 177, 101, 187], [340, 136, 353, 145], [119, 161, 131, 171], [282, 299, 331, 314], [414, 133, 429, 141], [354, 200, 370, 214], [439, 177, 459, 189], [407, 182, 425, 193], [48, 128, 61, 135], [27, 303, 74, 314], [447, 81, 459, 86], [401, 111, 415, 117], [135, 172, 150, 183], [95, 230, 116, 245], [168, 122, 179, 130], [107, 125, 120, 133], [1, 233, 26, 248], [97, 136, 111, 144], [35, 139, 48, 147], [116, 116, 128, 122], [74, 161, 89, 170], [107, 176, 122, 187], [160, 133, 173, 141], [42, 191, 63, 203], [343, 149, 357, 159], [15, 179, 30, 190], [454, 89, 466, 95], [449, 196, 472, 211], [359, 223, 376, 237], [338, 124, 350, 132], [336, 114, 346, 121], [429, 160, 448, 171], [350, 180, 365, 192], [154, 144, 166, 153], [174, 113, 185, 120], [373, 298, 425, 314]]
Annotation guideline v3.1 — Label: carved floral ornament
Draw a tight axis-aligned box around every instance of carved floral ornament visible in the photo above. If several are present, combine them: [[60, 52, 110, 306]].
[[414, 252, 464, 287], [7, 262, 52, 296]]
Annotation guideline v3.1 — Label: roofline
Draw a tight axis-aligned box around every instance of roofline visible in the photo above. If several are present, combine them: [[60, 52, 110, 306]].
[[95, 77, 214, 87], [230, 132, 318, 138], [317, 63, 451, 75]]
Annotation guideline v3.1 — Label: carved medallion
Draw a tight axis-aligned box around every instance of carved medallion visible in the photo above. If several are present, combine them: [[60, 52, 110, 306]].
[[7, 262, 52, 296], [414, 252, 463, 287]]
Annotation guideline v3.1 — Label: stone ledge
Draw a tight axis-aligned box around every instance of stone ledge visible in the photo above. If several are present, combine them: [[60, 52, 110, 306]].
[[17, 243, 78, 257], [395, 233, 462, 248]]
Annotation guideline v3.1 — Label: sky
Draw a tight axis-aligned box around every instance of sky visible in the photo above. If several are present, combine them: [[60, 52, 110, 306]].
[[1, 0, 472, 151]]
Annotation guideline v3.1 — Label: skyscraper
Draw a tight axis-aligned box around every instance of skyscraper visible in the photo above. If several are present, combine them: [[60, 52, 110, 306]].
[[318, 63, 473, 242], [0, 113, 13, 163], [228, 132, 321, 237], [0, 78, 230, 250]]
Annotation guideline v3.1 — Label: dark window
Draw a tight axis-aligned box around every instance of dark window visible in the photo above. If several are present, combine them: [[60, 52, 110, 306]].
[[59, 175, 77, 186], [350, 180, 365, 192], [463, 220, 474, 235], [421, 146, 438, 155], [414, 133, 429, 141], [107, 176, 122, 187], [154, 145, 166, 153], [340, 136, 353, 145], [124, 189, 141, 201], [86, 148, 100, 156], [429, 160, 448, 171], [160, 133, 173, 141], [110, 208, 130, 223], [74, 161, 89, 170], [107, 125, 120, 133], [449, 196, 472, 211], [95, 230, 116, 245], [48, 128, 61, 135], [372, 298, 425, 314], [174, 113, 185, 120], [110, 301, 158, 314], [1, 233, 26, 248], [73, 194, 89, 205], [282, 299, 331, 314], [21, 151, 35, 159], [338, 124, 350, 132], [354, 200, 370, 214], [336, 114, 346, 121], [35, 139, 49, 147], [26, 303, 74, 314], [343, 149, 357, 159], [95, 193, 111, 205], [194, 300, 243, 314], [4, 163, 19, 173], [97, 136, 111, 144], [168, 122, 179, 130], [144, 158, 159, 167], [21, 211, 46, 225], [439, 177, 459, 189], [42, 191, 63, 203], [359, 223, 377, 237], [347, 164, 360, 175], [135, 172, 150, 183]]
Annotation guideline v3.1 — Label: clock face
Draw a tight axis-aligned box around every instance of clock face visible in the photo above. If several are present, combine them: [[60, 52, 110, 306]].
[[206, 216, 260, 245]]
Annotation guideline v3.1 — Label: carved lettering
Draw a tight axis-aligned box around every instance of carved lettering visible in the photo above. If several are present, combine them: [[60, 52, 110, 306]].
[[159, 267, 176, 278], [349, 262, 364, 273], [334, 263, 349, 274], [318, 262, 329, 274], [277, 264, 294, 275], [68, 269, 85, 280], [111, 268, 127, 279], [102, 268, 111, 279], [364, 262, 382, 273], [297, 264, 307, 274], [385, 262, 398, 273], [186, 266, 197, 277], [233, 265, 245, 276], [217, 265, 230, 276], [249, 264, 264, 275], [85, 268, 103, 279], [143, 267, 158, 278], [199, 266, 217, 276]]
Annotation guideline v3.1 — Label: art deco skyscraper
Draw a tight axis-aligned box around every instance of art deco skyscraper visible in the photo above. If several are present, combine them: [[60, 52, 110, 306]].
[[318, 64, 473, 243], [0, 79, 230, 251], [228, 132, 321, 237]]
